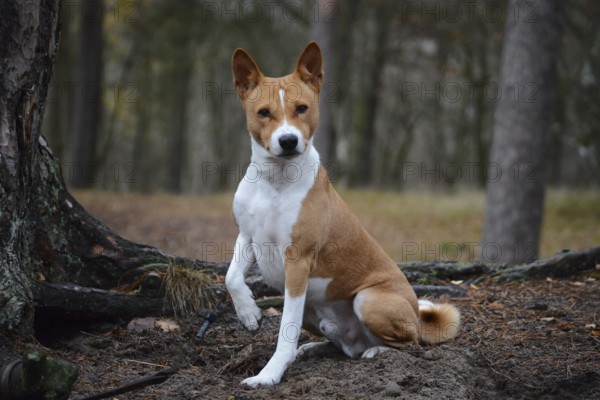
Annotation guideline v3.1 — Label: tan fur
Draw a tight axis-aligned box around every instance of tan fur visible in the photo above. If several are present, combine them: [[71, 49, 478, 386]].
[[419, 303, 461, 343], [233, 41, 460, 347], [232, 44, 321, 151]]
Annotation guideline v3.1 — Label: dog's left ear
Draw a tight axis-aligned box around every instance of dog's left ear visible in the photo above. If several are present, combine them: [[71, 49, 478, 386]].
[[295, 41, 323, 93]]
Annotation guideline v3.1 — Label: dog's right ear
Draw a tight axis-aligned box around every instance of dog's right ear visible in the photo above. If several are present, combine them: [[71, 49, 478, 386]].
[[232, 48, 263, 99]]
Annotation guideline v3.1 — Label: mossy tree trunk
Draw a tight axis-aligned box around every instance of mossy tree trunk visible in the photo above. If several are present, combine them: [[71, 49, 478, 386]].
[[0, 0, 170, 337]]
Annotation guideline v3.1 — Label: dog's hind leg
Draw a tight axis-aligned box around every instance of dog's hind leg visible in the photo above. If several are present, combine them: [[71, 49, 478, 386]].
[[353, 288, 419, 349]]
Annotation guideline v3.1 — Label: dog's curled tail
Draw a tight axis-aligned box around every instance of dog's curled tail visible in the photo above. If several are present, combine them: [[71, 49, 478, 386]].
[[417, 300, 461, 344]]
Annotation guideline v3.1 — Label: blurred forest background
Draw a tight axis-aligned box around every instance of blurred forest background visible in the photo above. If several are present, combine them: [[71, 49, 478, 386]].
[[43, 0, 600, 193]]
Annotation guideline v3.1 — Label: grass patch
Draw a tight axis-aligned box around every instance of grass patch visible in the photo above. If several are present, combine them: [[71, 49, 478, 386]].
[[72, 188, 600, 264], [164, 262, 219, 317], [337, 188, 599, 262], [542, 189, 600, 255]]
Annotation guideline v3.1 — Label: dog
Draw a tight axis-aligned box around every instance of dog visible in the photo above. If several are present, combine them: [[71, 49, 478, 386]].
[[226, 41, 460, 387]]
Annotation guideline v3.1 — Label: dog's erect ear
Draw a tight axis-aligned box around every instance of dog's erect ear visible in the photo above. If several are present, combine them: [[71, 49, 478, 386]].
[[294, 41, 323, 93], [232, 48, 263, 99]]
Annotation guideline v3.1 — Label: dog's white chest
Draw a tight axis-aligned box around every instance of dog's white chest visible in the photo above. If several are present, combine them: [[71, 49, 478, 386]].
[[233, 146, 319, 292]]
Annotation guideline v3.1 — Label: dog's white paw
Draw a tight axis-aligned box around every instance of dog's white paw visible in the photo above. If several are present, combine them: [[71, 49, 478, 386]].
[[361, 346, 390, 359], [296, 342, 323, 358], [297, 341, 338, 359], [241, 373, 279, 388], [235, 301, 262, 331]]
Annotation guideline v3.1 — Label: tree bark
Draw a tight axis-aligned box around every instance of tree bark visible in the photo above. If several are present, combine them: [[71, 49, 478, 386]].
[[481, 0, 565, 264], [68, 0, 104, 188], [0, 0, 62, 334], [0, 0, 174, 336], [43, 3, 75, 161], [32, 282, 175, 321]]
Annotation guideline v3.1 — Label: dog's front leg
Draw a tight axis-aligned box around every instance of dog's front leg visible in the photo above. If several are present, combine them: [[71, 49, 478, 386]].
[[242, 257, 311, 387], [226, 233, 262, 331]]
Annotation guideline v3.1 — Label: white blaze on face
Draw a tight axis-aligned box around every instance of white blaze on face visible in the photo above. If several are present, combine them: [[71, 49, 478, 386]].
[[270, 88, 304, 156], [279, 88, 287, 124]]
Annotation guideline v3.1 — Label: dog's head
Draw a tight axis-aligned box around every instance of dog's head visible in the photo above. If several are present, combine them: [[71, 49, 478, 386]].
[[232, 42, 323, 159]]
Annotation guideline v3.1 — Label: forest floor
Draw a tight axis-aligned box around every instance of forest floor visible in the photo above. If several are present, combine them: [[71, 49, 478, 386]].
[[28, 190, 600, 399]]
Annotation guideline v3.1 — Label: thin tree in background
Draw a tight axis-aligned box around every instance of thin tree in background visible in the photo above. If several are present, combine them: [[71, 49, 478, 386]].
[[310, 0, 337, 167], [166, 51, 194, 193], [69, 0, 104, 188], [482, 0, 565, 264], [348, 0, 393, 187]]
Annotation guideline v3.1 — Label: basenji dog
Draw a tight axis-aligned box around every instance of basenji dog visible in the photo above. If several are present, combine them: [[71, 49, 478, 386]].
[[226, 41, 460, 387]]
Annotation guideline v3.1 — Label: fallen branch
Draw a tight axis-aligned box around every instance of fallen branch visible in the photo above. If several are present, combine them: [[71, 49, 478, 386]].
[[32, 282, 175, 320], [398, 261, 492, 283], [77, 365, 178, 400], [32, 247, 599, 321], [490, 246, 600, 283], [397, 246, 600, 284], [413, 284, 467, 298]]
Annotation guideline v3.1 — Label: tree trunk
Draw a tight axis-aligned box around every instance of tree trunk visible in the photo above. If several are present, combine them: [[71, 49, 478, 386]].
[[68, 0, 104, 188], [166, 49, 194, 193], [349, 1, 392, 186], [42, 3, 75, 161], [481, 0, 565, 264], [131, 55, 153, 192], [310, 0, 337, 168], [0, 0, 173, 336], [0, 0, 62, 335]]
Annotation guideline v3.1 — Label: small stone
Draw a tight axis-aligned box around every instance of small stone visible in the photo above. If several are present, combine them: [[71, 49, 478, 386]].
[[524, 301, 548, 310]]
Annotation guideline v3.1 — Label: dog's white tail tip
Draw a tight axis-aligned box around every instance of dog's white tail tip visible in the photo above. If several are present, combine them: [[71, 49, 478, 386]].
[[418, 299, 434, 311]]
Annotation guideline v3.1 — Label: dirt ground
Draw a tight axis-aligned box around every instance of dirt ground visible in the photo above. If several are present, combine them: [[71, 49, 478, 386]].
[[29, 270, 596, 399], [18, 191, 600, 399]]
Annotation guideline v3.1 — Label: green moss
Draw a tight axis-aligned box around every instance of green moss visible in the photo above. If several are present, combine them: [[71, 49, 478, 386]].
[[417, 276, 430, 285], [12, 350, 80, 400]]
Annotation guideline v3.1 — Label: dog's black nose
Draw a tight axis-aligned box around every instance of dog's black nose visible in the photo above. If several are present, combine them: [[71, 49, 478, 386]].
[[279, 134, 298, 152]]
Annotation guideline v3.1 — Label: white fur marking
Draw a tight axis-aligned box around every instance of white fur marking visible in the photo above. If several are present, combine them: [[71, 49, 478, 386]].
[[242, 289, 307, 387], [226, 233, 262, 330], [279, 88, 287, 123], [233, 140, 319, 293], [270, 88, 304, 156], [232, 128, 319, 386], [353, 291, 366, 321], [418, 299, 434, 311]]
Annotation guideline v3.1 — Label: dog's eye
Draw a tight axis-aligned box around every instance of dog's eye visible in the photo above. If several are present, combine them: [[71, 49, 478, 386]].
[[295, 104, 308, 115], [257, 108, 271, 118]]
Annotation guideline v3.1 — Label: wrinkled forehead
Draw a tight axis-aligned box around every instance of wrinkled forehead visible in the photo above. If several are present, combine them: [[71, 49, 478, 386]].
[[245, 75, 318, 106]]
